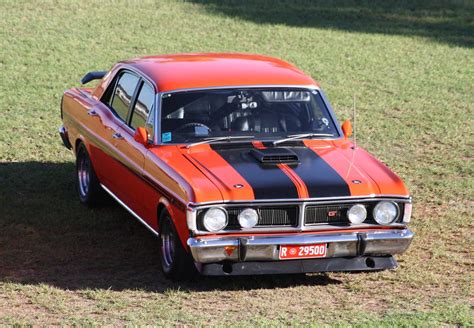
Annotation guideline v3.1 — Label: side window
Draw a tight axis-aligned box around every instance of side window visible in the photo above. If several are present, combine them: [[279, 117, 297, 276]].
[[130, 83, 154, 130], [110, 72, 139, 122]]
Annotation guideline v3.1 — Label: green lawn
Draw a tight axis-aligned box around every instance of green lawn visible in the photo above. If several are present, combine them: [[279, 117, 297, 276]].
[[0, 0, 473, 326]]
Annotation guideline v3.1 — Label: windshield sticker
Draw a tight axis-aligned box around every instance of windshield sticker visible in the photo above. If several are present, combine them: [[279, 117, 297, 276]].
[[162, 132, 172, 143]]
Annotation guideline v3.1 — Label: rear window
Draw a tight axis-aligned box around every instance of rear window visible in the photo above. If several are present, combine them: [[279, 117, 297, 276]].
[[110, 72, 139, 122]]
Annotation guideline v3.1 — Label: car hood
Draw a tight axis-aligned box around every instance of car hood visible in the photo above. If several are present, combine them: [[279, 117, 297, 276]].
[[178, 140, 408, 202]]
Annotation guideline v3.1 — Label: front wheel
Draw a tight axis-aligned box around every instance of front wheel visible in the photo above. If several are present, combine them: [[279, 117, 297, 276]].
[[75, 143, 104, 206], [159, 211, 197, 280]]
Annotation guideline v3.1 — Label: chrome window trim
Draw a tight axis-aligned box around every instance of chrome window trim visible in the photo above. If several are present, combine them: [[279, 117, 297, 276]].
[[154, 93, 161, 145], [119, 64, 158, 91], [160, 84, 319, 94], [187, 196, 411, 235]]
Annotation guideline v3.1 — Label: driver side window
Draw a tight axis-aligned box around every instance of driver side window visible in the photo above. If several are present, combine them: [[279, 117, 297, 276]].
[[130, 82, 154, 130]]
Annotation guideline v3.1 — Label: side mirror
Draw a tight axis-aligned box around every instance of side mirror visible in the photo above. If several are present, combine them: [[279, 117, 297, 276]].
[[134, 127, 149, 146], [341, 120, 353, 138]]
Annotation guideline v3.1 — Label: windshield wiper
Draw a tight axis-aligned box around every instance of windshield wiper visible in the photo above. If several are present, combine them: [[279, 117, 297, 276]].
[[186, 136, 255, 149], [273, 133, 334, 145]]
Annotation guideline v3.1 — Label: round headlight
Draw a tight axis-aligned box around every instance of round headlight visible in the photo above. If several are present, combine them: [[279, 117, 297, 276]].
[[203, 208, 228, 232], [347, 204, 367, 224], [238, 208, 259, 228], [373, 201, 398, 225]]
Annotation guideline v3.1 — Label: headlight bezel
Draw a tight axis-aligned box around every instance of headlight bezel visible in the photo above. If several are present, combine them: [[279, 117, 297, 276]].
[[373, 201, 400, 225], [202, 207, 228, 232]]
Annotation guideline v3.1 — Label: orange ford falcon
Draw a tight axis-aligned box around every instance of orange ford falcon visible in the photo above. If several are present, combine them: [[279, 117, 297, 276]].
[[59, 53, 413, 279]]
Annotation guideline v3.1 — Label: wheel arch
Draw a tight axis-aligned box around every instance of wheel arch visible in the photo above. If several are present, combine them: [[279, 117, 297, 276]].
[[157, 197, 189, 250], [74, 136, 90, 155], [74, 138, 83, 154], [157, 197, 175, 226]]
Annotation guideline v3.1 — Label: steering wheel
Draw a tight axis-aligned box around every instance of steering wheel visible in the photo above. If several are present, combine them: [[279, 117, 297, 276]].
[[174, 122, 213, 133]]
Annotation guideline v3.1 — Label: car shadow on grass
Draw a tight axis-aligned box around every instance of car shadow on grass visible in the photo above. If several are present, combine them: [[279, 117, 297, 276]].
[[187, 0, 474, 48], [0, 161, 342, 293]]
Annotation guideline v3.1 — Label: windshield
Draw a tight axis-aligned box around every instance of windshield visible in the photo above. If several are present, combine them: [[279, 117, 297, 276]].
[[159, 88, 339, 144]]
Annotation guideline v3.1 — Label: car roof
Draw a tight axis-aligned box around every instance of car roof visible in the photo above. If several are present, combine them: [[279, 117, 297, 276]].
[[120, 53, 319, 92]]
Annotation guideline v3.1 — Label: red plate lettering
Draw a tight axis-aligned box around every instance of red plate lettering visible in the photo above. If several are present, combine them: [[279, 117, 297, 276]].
[[279, 244, 327, 260]]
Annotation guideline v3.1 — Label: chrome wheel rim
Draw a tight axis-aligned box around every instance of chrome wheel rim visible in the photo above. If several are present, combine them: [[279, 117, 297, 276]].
[[78, 151, 90, 198], [161, 219, 175, 269]]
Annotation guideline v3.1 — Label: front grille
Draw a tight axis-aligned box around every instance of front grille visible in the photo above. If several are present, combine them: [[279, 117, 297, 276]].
[[259, 207, 298, 226], [305, 204, 353, 225], [198, 206, 299, 231], [304, 203, 386, 225], [304, 202, 404, 225], [227, 207, 298, 228], [196, 200, 405, 232]]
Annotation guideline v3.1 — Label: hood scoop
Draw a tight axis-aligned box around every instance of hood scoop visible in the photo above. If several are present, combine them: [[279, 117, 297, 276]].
[[250, 148, 300, 165]]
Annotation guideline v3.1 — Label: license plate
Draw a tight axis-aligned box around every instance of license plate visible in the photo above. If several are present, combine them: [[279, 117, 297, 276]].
[[279, 244, 327, 260]]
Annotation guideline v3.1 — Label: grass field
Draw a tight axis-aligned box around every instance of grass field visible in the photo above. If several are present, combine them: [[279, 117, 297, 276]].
[[0, 0, 473, 326]]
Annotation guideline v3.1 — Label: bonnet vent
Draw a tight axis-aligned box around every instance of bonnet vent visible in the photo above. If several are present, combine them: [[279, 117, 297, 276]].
[[250, 148, 299, 165]]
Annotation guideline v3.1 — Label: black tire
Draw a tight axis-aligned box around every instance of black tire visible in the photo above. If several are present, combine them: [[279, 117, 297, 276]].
[[75, 142, 104, 206], [159, 210, 197, 281]]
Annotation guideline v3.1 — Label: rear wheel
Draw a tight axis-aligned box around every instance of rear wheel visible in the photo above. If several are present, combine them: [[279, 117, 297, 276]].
[[76, 143, 104, 206], [159, 210, 197, 280]]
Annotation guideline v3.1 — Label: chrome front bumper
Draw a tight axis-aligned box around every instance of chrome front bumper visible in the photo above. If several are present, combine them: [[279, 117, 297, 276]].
[[187, 229, 414, 263]]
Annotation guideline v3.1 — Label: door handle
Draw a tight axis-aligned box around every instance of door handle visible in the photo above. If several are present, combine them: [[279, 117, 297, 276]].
[[112, 132, 123, 140], [87, 109, 98, 116]]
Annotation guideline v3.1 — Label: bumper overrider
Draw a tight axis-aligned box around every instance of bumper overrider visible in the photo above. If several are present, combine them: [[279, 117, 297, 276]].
[[59, 125, 72, 150], [187, 229, 414, 275]]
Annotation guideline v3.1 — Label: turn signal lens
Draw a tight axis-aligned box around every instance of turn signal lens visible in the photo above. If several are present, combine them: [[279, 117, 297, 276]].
[[403, 203, 412, 223], [347, 204, 367, 224]]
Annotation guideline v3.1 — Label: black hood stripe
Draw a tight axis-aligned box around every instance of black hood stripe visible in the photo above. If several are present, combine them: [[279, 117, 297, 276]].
[[261, 142, 351, 198], [211, 145, 299, 199]]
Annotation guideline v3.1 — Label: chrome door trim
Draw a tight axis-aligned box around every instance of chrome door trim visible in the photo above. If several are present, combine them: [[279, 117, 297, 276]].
[[101, 183, 159, 236]]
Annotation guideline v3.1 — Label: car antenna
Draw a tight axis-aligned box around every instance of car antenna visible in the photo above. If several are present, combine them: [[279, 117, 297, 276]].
[[353, 94, 357, 150], [345, 94, 358, 178]]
